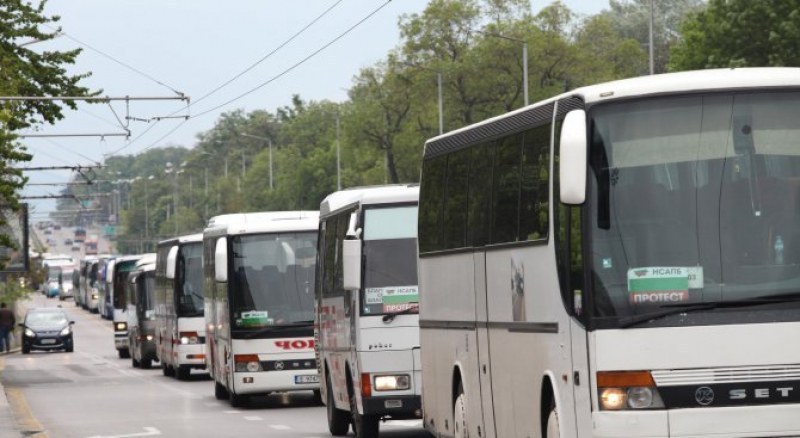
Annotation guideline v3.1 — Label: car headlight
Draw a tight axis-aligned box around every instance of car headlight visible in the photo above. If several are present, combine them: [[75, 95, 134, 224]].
[[24, 328, 35, 338], [374, 374, 411, 391], [60, 326, 71, 336], [597, 371, 665, 410], [115, 322, 127, 331]]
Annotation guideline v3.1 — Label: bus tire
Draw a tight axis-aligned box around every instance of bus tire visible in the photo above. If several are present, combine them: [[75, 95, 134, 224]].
[[140, 358, 152, 369], [326, 373, 349, 436], [312, 389, 323, 406], [229, 391, 248, 408], [176, 365, 191, 380], [544, 403, 560, 438], [349, 379, 379, 437], [454, 383, 467, 438], [132, 357, 140, 368], [162, 364, 175, 377], [215, 381, 229, 400], [118, 348, 130, 359]]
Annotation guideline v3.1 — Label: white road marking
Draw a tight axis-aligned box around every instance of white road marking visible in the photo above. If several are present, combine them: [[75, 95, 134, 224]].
[[386, 420, 424, 428], [85, 426, 161, 438], [224, 410, 242, 414], [244, 416, 263, 421], [269, 425, 291, 430]]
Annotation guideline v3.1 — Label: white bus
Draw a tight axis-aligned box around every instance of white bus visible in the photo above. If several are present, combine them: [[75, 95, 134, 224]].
[[316, 185, 421, 437], [204, 211, 319, 407], [155, 233, 206, 380], [418, 67, 800, 438], [108, 255, 143, 359], [127, 253, 157, 369]]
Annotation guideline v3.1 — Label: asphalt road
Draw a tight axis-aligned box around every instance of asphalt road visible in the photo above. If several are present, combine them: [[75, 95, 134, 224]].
[[1, 293, 429, 438]]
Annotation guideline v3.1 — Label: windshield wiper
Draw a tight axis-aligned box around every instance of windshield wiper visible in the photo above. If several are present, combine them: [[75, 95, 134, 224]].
[[240, 321, 313, 339], [382, 304, 419, 323], [619, 292, 800, 328]]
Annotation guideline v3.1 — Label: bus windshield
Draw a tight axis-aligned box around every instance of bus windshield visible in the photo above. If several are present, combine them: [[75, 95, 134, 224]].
[[113, 260, 139, 309], [139, 271, 156, 320], [230, 232, 317, 329], [177, 243, 204, 317], [362, 205, 419, 315], [588, 91, 800, 327]]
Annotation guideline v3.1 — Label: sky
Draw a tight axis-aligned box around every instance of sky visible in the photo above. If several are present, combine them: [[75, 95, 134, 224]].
[[22, 0, 609, 219]]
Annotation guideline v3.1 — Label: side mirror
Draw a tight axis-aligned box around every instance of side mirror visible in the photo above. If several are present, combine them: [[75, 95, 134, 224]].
[[215, 237, 228, 283], [559, 109, 588, 205], [342, 239, 362, 291], [165, 246, 179, 279]]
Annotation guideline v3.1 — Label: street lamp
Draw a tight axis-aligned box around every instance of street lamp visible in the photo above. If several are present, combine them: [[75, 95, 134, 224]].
[[474, 30, 528, 107], [240, 133, 274, 190], [403, 62, 444, 135]]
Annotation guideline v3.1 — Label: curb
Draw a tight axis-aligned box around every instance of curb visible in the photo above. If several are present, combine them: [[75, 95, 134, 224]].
[[0, 352, 21, 437]]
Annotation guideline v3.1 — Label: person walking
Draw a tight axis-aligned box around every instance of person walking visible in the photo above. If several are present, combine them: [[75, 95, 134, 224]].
[[0, 302, 15, 353]]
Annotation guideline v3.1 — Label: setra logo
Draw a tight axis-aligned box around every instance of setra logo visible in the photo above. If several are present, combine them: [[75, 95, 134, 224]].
[[275, 339, 314, 350], [695, 386, 715, 406]]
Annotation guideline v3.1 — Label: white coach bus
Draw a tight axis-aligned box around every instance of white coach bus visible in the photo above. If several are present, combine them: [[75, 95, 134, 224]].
[[418, 68, 800, 438], [204, 211, 320, 407], [316, 185, 421, 437], [155, 233, 206, 380], [109, 255, 143, 358]]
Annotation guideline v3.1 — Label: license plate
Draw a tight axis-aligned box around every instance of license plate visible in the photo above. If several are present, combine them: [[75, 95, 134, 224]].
[[41, 339, 56, 345], [294, 374, 319, 384]]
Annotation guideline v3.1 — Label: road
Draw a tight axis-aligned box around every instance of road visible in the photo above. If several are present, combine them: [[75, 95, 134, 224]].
[[0, 293, 429, 438]]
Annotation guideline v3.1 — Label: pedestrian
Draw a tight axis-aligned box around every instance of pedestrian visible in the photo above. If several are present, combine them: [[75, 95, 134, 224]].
[[0, 302, 15, 353]]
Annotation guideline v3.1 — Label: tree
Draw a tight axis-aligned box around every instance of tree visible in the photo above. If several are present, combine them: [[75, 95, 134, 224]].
[[0, 0, 95, 264], [670, 0, 800, 70]]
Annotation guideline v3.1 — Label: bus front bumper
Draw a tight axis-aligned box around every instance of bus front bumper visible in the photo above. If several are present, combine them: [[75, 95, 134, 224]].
[[362, 394, 421, 419], [233, 369, 319, 396], [593, 404, 800, 437], [173, 343, 206, 368]]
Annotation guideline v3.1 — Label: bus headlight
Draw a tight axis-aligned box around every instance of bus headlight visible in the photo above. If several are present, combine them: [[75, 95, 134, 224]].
[[115, 322, 127, 331], [374, 375, 410, 391], [146, 335, 154, 341], [234, 354, 262, 372], [91, 294, 98, 300], [179, 331, 199, 345], [597, 371, 664, 410]]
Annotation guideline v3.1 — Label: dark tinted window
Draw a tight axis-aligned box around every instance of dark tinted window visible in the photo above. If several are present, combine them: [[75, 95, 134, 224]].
[[492, 133, 523, 244], [468, 143, 494, 247], [519, 124, 551, 241], [443, 148, 470, 249], [418, 156, 446, 253]]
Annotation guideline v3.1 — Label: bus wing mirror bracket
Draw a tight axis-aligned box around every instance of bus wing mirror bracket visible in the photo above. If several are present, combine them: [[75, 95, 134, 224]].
[[559, 109, 588, 205], [165, 246, 179, 279], [343, 239, 362, 291], [214, 237, 228, 283]]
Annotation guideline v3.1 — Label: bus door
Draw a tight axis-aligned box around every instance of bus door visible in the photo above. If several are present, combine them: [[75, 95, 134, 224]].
[[474, 251, 497, 438]]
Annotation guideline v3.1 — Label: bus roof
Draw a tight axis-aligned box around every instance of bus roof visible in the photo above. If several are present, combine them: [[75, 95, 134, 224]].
[[204, 211, 319, 237], [134, 253, 156, 269], [319, 184, 419, 217], [424, 67, 800, 152], [157, 233, 203, 248]]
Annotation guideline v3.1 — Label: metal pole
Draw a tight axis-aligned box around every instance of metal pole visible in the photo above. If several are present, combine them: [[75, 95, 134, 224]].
[[204, 167, 209, 219], [649, 0, 655, 75], [189, 175, 193, 211], [269, 139, 274, 190], [522, 42, 529, 106], [144, 180, 148, 240], [437, 72, 443, 135], [173, 174, 177, 234], [224, 158, 228, 178], [336, 114, 341, 190]]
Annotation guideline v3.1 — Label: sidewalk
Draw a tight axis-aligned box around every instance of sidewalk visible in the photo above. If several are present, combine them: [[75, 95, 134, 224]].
[[0, 347, 22, 437]]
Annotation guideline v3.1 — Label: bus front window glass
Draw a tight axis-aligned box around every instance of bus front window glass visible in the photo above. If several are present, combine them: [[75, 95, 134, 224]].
[[177, 243, 204, 317], [113, 261, 138, 309], [362, 206, 419, 315], [589, 92, 800, 327], [141, 272, 156, 320], [230, 232, 318, 328]]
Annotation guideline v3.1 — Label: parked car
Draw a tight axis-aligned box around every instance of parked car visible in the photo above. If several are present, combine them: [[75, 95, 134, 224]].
[[20, 308, 75, 353]]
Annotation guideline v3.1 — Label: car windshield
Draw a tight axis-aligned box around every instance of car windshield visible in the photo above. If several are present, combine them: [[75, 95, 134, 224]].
[[588, 91, 800, 327], [27, 311, 68, 327], [230, 232, 317, 329], [362, 205, 419, 316]]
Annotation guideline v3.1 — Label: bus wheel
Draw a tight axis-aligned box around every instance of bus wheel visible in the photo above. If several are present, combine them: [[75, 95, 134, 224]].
[[312, 389, 323, 405], [229, 392, 248, 408], [454, 383, 468, 438], [132, 357, 140, 368], [140, 358, 152, 369], [326, 374, 349, 436], [544, 403, 560, 438], [162, 364, 175, 377], [118, 349, 130, 359], [349, 380, 379, 437], [215, 381, 229, 400], [176, 365, 191, 380]]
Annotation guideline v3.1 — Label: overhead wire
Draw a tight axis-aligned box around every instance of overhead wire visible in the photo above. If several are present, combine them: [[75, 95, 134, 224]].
[[108, 0, 344, 157], [191, 0, 393, 119]]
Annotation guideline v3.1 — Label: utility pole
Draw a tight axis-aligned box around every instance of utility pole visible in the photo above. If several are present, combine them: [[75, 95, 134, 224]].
[[336, 113, 341, 190], [649, 0, 655, 75]]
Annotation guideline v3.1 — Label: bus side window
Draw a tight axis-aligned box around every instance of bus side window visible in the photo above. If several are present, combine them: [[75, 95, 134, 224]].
[[443, 148, 470, 249], [419, 156, 447, 253], [492, 133, 524, 244], [519, 123, 551, 242], [468, 143, 494, 247]]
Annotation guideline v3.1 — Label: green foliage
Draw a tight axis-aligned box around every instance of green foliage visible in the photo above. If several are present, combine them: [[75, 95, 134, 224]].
[[670, 0, 800, 70], [0, 274, 31, 305]]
